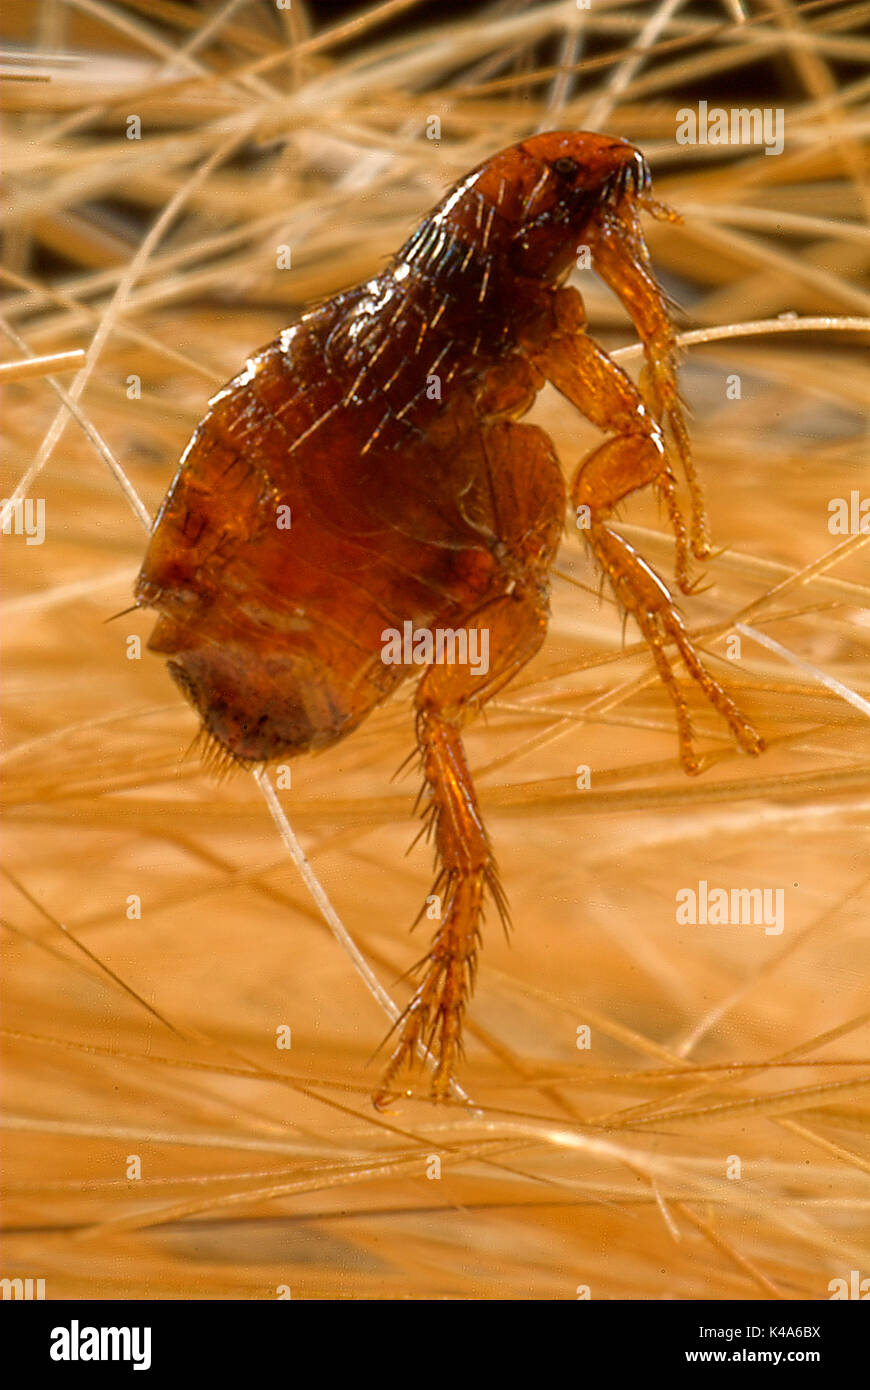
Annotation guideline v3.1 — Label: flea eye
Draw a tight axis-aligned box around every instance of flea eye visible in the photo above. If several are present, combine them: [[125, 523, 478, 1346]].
[[552, 157, 579, 179]]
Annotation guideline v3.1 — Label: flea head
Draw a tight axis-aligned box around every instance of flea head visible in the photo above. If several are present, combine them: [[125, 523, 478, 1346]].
[[472, 130, 661, 282]]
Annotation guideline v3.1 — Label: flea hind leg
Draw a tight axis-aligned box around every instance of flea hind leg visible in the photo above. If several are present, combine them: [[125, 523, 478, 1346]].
[[374, 416, 561, 1105], [373, 590, 548, 1108]]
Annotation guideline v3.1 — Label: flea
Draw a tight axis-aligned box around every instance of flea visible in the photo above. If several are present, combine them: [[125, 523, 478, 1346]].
[[135, 132, 765, 1106]]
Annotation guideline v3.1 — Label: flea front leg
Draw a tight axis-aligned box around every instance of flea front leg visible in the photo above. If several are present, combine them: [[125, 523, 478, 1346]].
[[373, 592, 547, 1107], [524, 289, 695, 593], [523, 292, 765, 774], [575, 457, 764, 774], [588, 207, 711, 561]]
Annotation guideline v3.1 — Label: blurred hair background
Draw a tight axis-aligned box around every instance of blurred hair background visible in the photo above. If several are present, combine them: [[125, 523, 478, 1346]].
[[2, 0, 869, 1300]]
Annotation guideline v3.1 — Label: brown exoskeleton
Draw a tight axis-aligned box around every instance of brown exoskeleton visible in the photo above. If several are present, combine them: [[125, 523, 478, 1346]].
[[135, 132, 765, 1106]]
